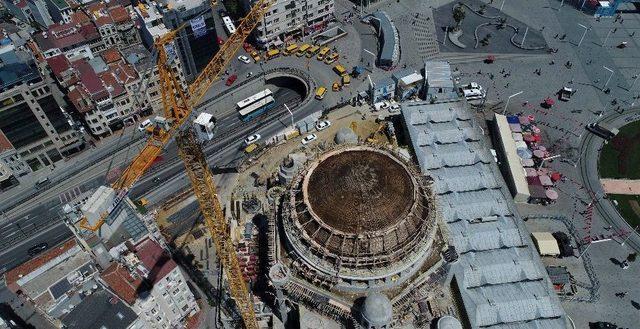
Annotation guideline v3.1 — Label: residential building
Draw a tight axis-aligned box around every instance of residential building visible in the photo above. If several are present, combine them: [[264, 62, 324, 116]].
[[3, 239, 144, 329], [135, 0, 220, 82], [57, 49, 140, 136], [2, 0, 53, 27], [101, 237, 200, 328], [244, 0, 335, 49], [108, 5, 140, 48], [0, 45, 83, 172], [33, 17, 103, 60], [122, 44, 186, 116], [43, 0, 73, 24]]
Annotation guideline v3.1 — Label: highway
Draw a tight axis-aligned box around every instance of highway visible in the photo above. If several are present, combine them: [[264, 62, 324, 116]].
[[0, 68, 320, 273]]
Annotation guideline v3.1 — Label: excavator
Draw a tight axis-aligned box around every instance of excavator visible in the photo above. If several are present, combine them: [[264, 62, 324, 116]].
[[78, 1, 274, 327]]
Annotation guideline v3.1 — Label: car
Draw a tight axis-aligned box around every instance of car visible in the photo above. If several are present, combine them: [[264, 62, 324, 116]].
[[250, 51, 261, 62], [28, 243, 48, 256], [244, 134, 261, 146], [301, 133, 317, 145], [315, 120, 331, 131], [332, 81, 341, 92], [138, 119, 152, 131], [225, 74, 237, 86], [238, 55, 251, 64], [621, 260, 630, 269], [389, 103, 400, 112]]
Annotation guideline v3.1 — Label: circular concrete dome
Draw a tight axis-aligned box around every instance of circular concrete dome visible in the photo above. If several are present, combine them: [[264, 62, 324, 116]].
[[437, 316, 463, 329], [306, 149, 414, 233], [362, 293, 393, 327], [334, 127, 358, 144]]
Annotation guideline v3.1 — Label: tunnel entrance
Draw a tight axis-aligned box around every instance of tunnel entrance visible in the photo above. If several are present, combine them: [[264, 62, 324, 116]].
[[265, 75, 308, 106]]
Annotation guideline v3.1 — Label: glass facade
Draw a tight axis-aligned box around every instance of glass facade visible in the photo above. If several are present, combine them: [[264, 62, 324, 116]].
[[0, 101, 47, 149], [38, 95, 71, 134]]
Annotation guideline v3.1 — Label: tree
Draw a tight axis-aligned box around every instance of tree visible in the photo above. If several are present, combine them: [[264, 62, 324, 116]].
[[453, 4, 466, 30], [479, 4, 487, 15], [628, 253, 637, 262]]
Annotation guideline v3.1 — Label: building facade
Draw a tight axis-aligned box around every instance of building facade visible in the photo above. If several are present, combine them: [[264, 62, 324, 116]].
[[0, 47, 83, 172], [245, 0, 335, 49]]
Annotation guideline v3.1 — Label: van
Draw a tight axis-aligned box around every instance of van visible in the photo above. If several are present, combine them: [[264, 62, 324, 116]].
[[306, 45, 320, 58], [317, 47, 330, 60], [324, 52, 339, 64], [315, 87, 327, 100], [284, 43, 298, 56], [333, 64, 347, 77], [341, 75, 350, 86], [138, 119, 152, 131], [297, 44, 310, 56], [35, 177, 50, 189], [266, 49, 280, 59]]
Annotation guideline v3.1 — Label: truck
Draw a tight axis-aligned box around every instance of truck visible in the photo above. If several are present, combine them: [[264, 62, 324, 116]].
[[586, 122, 619, 140]]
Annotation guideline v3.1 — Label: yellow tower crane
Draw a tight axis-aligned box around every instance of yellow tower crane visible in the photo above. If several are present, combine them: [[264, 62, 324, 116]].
[[78, 1, 274, 327]]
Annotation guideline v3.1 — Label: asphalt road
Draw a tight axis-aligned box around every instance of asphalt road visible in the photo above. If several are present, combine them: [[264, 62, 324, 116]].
[[578, 108, 640, 252], [0, 65, 322, 274]]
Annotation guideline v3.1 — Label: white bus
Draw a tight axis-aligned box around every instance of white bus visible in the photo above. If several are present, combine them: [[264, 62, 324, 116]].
[[222, 16, 236, 35], [238, 96, 276, 121], [236, 89, 273, 109]]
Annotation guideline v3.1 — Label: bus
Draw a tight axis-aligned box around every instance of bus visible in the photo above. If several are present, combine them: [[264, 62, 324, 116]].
[[284, 43, 298, 56], [587, 122, 619, 140], [236, 89, 273, 109], [306, 45, 320, 58], [296, 44, 310, 57], [238, 96, 276, 121], [222, 16, 236, 35], [333, 64, 347, 77], [266, 48, 280, 60], [317, 47, 330, 60], [315, 86, 327, 100]]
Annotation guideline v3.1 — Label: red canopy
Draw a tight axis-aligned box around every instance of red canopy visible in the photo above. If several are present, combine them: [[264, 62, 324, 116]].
[[551, 172, 562, 181], [544, 98, 555, 106], [533, 134, 542, 142]]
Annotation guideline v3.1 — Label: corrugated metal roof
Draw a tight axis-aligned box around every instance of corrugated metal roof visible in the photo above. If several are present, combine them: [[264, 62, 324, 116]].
[[401, 100, 566, 328]]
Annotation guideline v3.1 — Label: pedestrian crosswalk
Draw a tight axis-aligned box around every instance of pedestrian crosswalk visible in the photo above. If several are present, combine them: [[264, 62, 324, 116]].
[[58, 186, 83, 204]]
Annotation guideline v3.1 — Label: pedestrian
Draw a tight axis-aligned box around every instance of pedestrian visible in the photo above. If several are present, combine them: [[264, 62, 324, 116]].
[[613, 28, 618, 33], [631, 31, 636, 37], [554, 33, 559, 39]]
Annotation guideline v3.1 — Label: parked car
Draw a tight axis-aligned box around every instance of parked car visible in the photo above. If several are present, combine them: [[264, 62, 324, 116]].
[[315, 120, 331, 131], [301, 134, 318, 145], [28, 243, 48, 256], [389, 103, 401, 112], [225, 74, 237, 86], [238, 55, 251, 64], [244, 134, 261, 146], [251, 51, 261, 62]]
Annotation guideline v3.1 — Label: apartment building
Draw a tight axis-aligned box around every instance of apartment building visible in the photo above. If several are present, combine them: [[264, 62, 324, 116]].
[[122, 44, 187, 116], [2, 0, 54, 28], [244, 0, 335, 48], [0, 45, 83, 172], [101, 237, 200, 328], [0, 131, 30, 190], [34, 16, 104, 60], [135, 0, 220, 82], [48, 48, 140, 137], [43, 0, 73, 24]]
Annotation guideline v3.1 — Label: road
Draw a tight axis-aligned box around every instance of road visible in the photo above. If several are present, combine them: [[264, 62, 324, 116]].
[[578, 107, 640, 252], [0, 68, 321, 273]]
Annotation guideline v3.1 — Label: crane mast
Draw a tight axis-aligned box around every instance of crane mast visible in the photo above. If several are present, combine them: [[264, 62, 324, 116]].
[[78, 1, 275, 326], [176, 130, 258, 329]]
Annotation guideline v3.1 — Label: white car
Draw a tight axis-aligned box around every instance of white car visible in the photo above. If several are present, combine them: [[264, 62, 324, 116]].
[[315, 120, 331, 131], [244, 134, 261, 145], [138, 119, 152, 132], [238, 55, 251, 64], [301, 134, 318, 145], [389, 103, 400, 112]]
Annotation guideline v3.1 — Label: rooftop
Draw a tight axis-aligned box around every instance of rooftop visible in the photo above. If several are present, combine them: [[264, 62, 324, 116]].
[[6, 240, 77, 286], [424, 61, 454, 89], [100, 263, 143, 305], [0, 47, 41, 92], [60, 289, 138, 329], [402, 100, 566, 328], [0, 130, 14, 153], [49, 0, 70, 10], [134, 238, 177, 285]]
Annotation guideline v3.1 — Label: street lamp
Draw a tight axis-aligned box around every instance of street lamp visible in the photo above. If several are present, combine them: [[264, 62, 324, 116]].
[[284, 104, 294, 130], [500, 0, 507, 11], [603, 66, 614, 89], [621, 225, 639, 246], [603, 28, 614, 47], [577, 23, 589, 47], [502, 90, 523, 114], [363, 48, 376, 68]]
